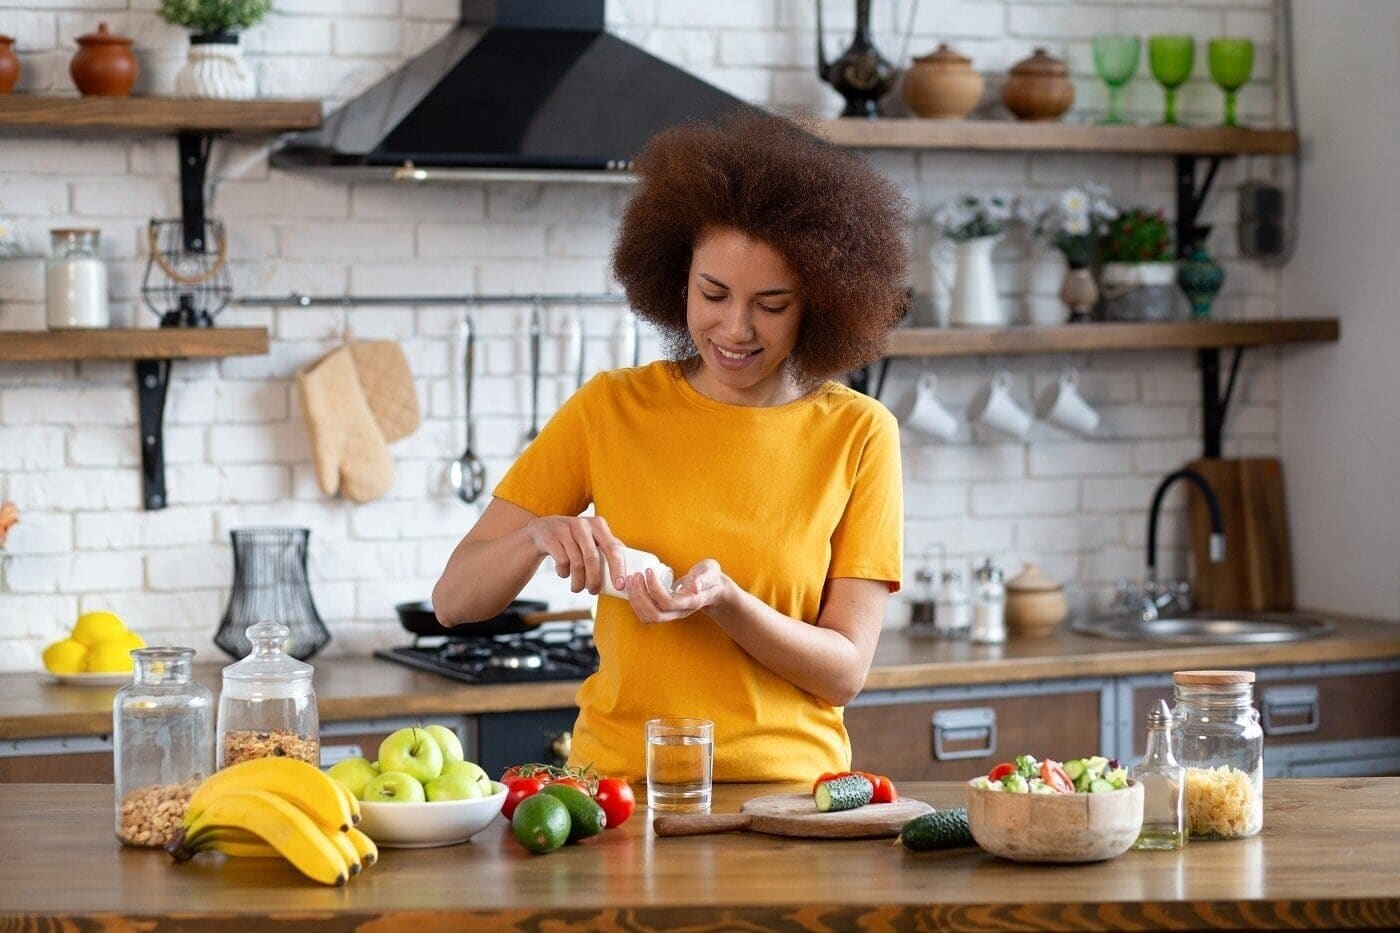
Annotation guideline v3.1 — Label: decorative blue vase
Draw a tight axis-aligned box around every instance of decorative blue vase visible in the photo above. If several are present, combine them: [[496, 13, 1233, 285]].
[[1177, 225, 1225, 320]]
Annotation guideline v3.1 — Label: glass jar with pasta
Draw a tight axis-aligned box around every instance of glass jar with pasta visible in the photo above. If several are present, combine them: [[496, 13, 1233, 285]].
[[1170, 669, 1263, 839]]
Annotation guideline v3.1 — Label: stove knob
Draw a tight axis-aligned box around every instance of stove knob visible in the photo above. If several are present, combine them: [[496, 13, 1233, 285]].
[[550, 730, 572, 762]]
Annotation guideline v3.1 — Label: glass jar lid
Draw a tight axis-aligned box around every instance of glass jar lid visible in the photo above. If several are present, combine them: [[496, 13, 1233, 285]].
[[220, 620, 313, 697]]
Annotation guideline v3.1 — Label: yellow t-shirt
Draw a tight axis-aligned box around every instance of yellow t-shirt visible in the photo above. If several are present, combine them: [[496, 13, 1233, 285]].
[[492, 361, 903, 783]]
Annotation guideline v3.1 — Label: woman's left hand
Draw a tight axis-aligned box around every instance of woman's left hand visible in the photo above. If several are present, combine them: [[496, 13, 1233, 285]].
[[624, 559, 728, 623]]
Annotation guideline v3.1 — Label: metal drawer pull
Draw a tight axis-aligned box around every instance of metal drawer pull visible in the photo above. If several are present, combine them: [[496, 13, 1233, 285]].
[[1262, 685, 1320, 736], [931, 707, 997, 761]]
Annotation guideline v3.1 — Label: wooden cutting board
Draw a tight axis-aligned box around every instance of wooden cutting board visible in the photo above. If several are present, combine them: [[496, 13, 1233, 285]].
[[652, 793, 933, 839], [1187, 457, 1293, 611]]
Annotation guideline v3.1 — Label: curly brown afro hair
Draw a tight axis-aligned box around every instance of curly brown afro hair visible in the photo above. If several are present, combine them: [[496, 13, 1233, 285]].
[[612, 111, 910, 386]]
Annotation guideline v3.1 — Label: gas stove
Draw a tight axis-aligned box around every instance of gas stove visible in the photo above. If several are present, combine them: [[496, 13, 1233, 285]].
[[375, 623, 599, 684]]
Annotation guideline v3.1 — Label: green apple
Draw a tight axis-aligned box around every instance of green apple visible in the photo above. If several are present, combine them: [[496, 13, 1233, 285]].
[[442, 760, 490, 788], [425, 769, 485, 802], [371, 761, 380, 772], [377, 726, 444, 784], [422, 723, 465, 766], [326, 757, 379, 799], [362, 770, 427, 803]]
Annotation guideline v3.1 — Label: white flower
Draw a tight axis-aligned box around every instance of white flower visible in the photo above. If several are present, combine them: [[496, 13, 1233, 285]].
[[1059, 188, 1089, 217], [1063, 214, 1091, 236]]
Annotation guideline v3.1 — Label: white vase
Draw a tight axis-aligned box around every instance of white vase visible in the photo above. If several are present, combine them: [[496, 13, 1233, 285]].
[[940, 235, 1004, 327], [175, 34, 255, 100]]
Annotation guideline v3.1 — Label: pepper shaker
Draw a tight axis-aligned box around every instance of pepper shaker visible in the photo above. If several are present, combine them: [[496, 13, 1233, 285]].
[[968, 558, 1006, 644]]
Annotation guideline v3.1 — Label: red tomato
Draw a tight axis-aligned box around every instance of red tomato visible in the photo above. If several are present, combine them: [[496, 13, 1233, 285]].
[[551, 777, 590, 793], [810, 771, 848, 793], [1041, 759, 1074, 794], [986, 762, 1017, 782], [501, 776, 545, 819], [593, 777, 636, 829], [501, 764, 553, 788], [870, 774, 898, 804]]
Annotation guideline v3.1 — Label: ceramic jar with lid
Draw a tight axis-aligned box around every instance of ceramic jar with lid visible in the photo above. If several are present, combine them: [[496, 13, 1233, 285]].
[[1005, 562, 1068, 637], [0, 35, 20, 95], [1002, 48, 1074, 121], [70, 22, 138, 97], [903, 44, 984, 119]]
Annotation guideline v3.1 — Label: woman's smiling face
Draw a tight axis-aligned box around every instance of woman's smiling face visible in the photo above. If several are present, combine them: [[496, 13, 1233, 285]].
[[685, 226, 804, 407]]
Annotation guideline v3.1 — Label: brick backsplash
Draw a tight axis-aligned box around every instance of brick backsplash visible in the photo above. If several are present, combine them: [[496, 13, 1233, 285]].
[[0, 1, 1284, 669]]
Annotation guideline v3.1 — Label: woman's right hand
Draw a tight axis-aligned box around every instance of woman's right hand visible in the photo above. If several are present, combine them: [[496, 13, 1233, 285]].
[[524, 515, 629, 595]]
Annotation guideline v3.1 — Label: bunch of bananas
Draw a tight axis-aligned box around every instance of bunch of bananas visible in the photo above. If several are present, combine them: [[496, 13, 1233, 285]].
[[167, 757, 378, 886]]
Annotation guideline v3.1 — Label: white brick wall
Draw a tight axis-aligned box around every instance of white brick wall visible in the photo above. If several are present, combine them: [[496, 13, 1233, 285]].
[[0, 0, 1286, 669]]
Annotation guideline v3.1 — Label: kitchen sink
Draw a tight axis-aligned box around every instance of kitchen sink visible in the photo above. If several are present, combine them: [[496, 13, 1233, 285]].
[[1071, 610, 1336, 645]]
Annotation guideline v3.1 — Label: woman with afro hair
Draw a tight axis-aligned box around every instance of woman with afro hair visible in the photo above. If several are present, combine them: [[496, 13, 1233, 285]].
[[434, 112, 910, 785]]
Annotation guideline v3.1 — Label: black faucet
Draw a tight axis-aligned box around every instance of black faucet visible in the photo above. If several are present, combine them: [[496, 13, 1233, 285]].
[[1146, 467, 1227, 585]]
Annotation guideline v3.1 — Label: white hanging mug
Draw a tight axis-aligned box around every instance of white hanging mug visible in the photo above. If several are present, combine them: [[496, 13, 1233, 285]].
[[967, 370, 1032, 438], [1035, 367, 1100, 435], [896, 373, 959, 440]]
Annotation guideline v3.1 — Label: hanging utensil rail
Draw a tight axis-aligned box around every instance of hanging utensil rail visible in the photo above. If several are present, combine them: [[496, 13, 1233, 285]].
[[237, 293, 629, 307]]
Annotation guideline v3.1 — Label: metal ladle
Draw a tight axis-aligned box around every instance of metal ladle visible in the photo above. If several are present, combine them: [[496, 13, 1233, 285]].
[[449, 314, 486, 503]]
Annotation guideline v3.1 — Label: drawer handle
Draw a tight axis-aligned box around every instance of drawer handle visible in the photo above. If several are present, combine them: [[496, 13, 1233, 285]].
[[318, 744, 365, 766], [1262, 685, 1320, 736], [931, 707, 997, 761]]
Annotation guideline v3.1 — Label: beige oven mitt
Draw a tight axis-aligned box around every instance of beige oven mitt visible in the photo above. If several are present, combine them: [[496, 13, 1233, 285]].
[[349, 340, 420, 442], [297, 346, 394, 502]]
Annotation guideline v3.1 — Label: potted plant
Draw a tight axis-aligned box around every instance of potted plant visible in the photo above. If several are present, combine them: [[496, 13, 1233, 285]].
[[1021, 183, 1117, 323], [160, 0, 270, 100], [1098, 206, 1180, 321], [930, 192, 1015, 327]]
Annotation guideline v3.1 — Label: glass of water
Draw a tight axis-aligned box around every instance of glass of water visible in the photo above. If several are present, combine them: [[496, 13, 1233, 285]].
[[645, 717, 713, 813]]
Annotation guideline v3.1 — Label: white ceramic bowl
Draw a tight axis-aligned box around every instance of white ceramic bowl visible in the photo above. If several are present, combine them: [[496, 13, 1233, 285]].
[[358, 781, 507, 848], [966, 779, 1144, 863]]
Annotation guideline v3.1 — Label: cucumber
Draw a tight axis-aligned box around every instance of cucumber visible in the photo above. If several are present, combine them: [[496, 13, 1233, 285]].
[[540, 783, 606, 842], [1063, 758, 1086, 782], [1089, 777, 1115, 794], [813, 774, 873, 812], [898, 808, 974, 850]]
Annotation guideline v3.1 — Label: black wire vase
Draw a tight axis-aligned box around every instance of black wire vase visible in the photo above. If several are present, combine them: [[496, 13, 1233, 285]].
[[216, 528, 330, 661]]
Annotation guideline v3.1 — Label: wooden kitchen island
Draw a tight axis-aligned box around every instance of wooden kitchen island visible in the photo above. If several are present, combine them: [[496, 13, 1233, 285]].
[[1, 779, 1396, 931]]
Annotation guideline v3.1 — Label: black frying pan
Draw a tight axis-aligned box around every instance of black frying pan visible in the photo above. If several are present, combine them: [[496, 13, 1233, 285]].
[[395, 599, 591, 638]]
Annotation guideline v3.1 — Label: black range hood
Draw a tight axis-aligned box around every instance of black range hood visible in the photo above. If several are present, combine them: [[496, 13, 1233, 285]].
[[272, 0, 758, 181]]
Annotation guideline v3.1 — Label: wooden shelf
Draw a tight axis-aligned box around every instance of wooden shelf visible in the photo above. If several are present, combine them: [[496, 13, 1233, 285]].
[[0, 95, 322, 134], [881, 318, 1338, 359], [0, 328, 270, 363], [813, 118, 1298, 156]]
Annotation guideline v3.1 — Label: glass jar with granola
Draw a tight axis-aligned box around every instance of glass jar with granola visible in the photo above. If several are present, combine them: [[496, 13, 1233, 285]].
[[217, 620, 319, 769], [1171, 669, 1264, 840], [113, 647, 214, 846]]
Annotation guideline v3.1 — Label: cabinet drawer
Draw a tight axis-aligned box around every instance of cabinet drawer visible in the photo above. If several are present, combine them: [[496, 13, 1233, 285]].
[[1128, 668, 1400, 758], [0, 751, 112, 783], [845, 688, 1104, 782]]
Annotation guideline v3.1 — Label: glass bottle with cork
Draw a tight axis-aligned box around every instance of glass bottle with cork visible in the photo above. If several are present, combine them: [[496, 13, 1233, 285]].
[[1171, 669, 1264, 839], [1132, 698, 1186, 849], [217, 620, 320, 769], [113, 647, 214, 847]]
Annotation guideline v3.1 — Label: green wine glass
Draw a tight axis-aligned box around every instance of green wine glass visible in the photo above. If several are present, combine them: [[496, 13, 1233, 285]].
[[1209, 38, 1254, 127], [1148, 35, 1195, 125], [1092, 34, 1141, 125]]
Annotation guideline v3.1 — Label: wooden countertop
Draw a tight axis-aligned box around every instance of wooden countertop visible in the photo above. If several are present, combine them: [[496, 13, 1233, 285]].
[[3, 613, 1397, 741], [0, 779, 1396, 930]]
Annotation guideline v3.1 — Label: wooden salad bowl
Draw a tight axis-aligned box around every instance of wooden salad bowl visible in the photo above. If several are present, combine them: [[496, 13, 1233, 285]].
[[966, 779, 1144, 863]]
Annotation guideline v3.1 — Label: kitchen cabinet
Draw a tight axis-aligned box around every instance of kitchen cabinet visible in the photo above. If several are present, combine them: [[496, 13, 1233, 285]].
[[0, 734, 112, 783], [849, 658, 1400, 781]]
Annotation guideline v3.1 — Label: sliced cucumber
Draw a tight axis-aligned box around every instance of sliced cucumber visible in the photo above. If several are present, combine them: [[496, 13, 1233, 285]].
[[1089, 777, 1115, 794], [1063, 758, 1086, 782], [814, 774, 873, 812]]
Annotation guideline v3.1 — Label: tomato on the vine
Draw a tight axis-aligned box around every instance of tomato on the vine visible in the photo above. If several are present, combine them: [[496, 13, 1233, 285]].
[[593, 777, 635, 828], [550, 776, 591, 793], [502, 776, 546, 819]]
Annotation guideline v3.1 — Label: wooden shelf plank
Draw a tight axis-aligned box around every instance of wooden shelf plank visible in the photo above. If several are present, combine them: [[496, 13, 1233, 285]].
[[0, 96, 322, 133], [0, 328, 270, 362], [881, 319, 1338, 359], [812, 118, 1298, 156]]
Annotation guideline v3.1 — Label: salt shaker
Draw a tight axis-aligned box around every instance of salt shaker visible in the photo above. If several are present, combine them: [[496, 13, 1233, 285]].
[[1133, 699, 1187, 849], [45, 228, 109, 329], [935, 569, 970, 638], [968, 558, 1006, 644]]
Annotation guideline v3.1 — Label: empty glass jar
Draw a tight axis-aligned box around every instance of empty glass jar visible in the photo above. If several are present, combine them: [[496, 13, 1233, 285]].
[[113, 647, 214, 847], [217, 620, 320, 770], [1171, 669, 1264, 839]]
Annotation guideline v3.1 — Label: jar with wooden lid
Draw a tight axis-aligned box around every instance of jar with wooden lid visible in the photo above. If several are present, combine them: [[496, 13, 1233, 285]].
[[1004, 562, 1068, 637], [903, 44, 984, 119], [1002, 47, 1075, 121], [217, 621, 319, 769], [1171, 670, 1263, 840]]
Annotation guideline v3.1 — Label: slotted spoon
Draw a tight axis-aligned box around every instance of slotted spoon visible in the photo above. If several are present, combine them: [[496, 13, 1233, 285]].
[[449, 314, 486, 503]]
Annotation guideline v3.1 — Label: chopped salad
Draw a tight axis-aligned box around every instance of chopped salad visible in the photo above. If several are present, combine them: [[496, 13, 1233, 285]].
[[970, 754, 1130, 794]]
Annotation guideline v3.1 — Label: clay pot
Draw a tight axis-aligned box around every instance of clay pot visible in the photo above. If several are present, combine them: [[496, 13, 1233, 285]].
[[903, 44, 984, 119], [1002, 47, 1074, 121], [1005, 563, 1068, 638], [0, 35, 19, 95], [70, 22, 138, 97]]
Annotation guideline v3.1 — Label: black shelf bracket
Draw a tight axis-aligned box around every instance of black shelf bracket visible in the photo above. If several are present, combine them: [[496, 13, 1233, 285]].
[[1198, 345, 1244, 459], [1175, 154, 1224, 257], [136, 358, 173, 510], [177, 132, 214, 252]]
